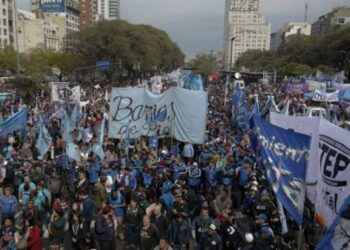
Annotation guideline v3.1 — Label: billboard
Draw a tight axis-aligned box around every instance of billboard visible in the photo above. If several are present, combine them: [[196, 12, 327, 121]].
[[40, 0, 65, 13]]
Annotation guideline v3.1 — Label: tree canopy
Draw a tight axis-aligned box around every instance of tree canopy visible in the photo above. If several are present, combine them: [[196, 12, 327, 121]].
[[236, 28, 350, 78]]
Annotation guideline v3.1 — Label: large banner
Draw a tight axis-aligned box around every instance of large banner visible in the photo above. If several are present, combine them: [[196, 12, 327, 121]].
[[51, 83, 81, 104], [313, 89, 339, 102], [283, 83, 309, 94], [108, 87, 208, 144], [40, 0, 65, 13], [251, 114, 310, 225], [317, 119, 350, 226], [270, 112, 320, 202]]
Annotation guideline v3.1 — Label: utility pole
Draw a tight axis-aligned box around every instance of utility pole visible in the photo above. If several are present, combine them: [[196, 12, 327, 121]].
[[225, 37, 235, 108], [304, 2, 308, 22]]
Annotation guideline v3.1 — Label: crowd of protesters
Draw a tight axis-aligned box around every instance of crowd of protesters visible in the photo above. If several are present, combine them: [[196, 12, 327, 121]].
[[0, 78, 343, 250]]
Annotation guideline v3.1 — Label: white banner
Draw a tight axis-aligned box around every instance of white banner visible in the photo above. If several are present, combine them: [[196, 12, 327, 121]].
[[270, 112, 320, 203], [316, 119, 350, 226], [108, 87, 208, 144], [51, 83, 81, 103], [313, 89, 339, 102], [306, 80, 326, 91]]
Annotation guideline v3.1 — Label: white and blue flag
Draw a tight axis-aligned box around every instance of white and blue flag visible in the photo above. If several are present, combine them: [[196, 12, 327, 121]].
[[35, 117, 52, 156], [316, 194, 350, 250], [251, 114, 311, 225]]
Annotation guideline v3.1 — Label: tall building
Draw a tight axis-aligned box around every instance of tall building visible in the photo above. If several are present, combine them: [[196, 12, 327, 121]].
[[311, 6, 350, 36], [270, 22, 311, 50], [0, 0, 14, 48], [79, 0, 97, 28], [31, 0, 80, 47], [97, 0, 120, 21], [17, 9, 61, 52], [223, 0, 270, 70]]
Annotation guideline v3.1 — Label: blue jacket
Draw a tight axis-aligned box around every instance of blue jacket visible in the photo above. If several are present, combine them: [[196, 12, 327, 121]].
[[0, 196, 17, 216], [168, 219, 190, 246], [161, 192, 175, 211], [188, 167, 201, 187]]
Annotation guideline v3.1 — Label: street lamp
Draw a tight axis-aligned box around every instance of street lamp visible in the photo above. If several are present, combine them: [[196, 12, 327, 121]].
[[224, 37, 235, 107]]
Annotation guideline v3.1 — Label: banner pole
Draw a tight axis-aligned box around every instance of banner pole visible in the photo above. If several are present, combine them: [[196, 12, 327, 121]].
[[297, 225, 303, 250]]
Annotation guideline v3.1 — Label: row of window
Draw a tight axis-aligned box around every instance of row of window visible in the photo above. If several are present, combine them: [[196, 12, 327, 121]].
[[0, 27, 7, 35]]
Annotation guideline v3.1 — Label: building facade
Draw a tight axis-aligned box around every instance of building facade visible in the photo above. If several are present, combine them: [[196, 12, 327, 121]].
[[97, 0, 120, 21], [223, 0, 270, 70], [31, 0, 80, 48], [311, 6, 350, 36], [17, 9, 60, 53], [79, 0, 97, 28], [0, 0, 15, 48], [270, 22, 311, 50]]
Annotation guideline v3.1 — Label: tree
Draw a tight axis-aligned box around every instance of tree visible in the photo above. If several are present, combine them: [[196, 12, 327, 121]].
[[190, 53, 216, 76], [235, 27, 350, 79], [67, 20, 185, 77]]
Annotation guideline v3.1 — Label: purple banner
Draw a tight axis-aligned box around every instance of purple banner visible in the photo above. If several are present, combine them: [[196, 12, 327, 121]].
[[283, 83, 309, 94]]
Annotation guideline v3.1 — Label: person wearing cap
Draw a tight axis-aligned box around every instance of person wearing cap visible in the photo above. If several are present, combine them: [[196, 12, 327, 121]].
[[254, 226, 276, 250], [206, 223, 223, 250], [254, 213, 269, 235], [220, 163, 234, 188], [172, 159, 186, 181], [252, 189, 276, 219]]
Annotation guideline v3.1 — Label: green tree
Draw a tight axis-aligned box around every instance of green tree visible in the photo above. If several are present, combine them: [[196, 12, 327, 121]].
[[191, 53, 216, 76]]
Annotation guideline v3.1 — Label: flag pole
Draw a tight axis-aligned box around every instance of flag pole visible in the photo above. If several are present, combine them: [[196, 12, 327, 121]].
[[297, 225, 303, 250]]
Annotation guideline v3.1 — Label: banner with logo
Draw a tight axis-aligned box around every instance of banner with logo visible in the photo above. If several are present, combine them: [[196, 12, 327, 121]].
[[270, 112, 320, 202], [40, 0, 65, 13], [51, 83, 81, 103], [108, 87, 208, 144], [251, 114, 310, 225], [283, 83, 309, 94], [316, 119, 350, 226], [313, 89, 339, 102]]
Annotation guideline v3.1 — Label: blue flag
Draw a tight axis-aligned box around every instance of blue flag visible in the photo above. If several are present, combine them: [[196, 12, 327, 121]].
[[316, 194, 350, 250], [231, 86, 249, 130], [0, 108, 28, 137], [251, 114, 310, 225], [66, 142, 81, 162], [61, 110, 72, 143], [35, 117, 52, 156]]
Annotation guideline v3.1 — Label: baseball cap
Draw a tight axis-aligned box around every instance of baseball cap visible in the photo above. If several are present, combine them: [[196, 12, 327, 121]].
[[209, 224, 216, 231], [260, 226, 273, 237], [257, 213, 268, 222]]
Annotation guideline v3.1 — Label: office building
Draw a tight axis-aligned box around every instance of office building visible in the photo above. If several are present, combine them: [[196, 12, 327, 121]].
[[223, 0, 271, 70], [17, 9, 61, 52], [79, 0, 97, 28], [311, 6, 350, 36], [270, 22, 311, 50], [97, 0, 120, 21], [0, 0, 14, 48]]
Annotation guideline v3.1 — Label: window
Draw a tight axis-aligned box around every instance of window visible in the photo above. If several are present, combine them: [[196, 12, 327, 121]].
[[337, 18, 345, 24], [3, 18, 6, 25], [2, 8, 5, 15], [3, 28, 6, 35]]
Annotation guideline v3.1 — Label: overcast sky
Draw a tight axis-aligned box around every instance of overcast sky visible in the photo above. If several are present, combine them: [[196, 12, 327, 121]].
[[18, 0, 349, 58]]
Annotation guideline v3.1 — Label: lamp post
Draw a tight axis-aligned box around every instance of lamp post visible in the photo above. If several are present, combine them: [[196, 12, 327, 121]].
[[224, 37, 235, 107], [13, 0, 20, 75]]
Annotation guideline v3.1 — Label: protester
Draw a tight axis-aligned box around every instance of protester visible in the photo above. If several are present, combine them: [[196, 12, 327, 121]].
[[0, 76, 343, 250]]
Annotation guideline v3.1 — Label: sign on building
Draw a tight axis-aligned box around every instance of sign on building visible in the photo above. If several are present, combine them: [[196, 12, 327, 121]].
[[40, 0, 65, 13]]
